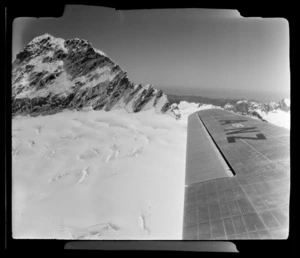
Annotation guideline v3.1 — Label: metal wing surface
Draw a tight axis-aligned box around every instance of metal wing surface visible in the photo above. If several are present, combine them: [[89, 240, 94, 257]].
[[183, 109, 290, 240]]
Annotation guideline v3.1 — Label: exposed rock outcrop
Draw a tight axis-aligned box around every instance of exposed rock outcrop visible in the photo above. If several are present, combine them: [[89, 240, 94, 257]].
[[12, 34, 175, 117]]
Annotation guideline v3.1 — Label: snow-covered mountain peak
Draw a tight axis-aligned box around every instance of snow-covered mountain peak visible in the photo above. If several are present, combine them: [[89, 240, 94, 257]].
[[222, 97, 290, 129], [280, 98, 290, 108], [30, 33, 55, 42], [94, 48, 107, 57], [29, 33, 65, 49], [12, 34, 173, 117], [223, 103, 234, 109], [236, 99, 248, 104]]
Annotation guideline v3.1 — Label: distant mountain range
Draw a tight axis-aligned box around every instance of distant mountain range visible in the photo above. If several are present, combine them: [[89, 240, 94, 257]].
[[167, 94, 241, 107], [168, 94, 290, 127], [12, 34, 290, 127], [168, 94, 289, 111]]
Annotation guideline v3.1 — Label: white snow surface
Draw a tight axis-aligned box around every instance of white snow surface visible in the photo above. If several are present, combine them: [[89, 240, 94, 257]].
[[94, 48, 107, 57], [12, 107, 196, 239], [282, 98, 290, 107], [177, 102, 221, 120], [254, 109, 290, 129]]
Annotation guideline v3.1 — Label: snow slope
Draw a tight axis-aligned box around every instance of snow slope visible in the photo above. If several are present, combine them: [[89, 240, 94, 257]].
[[253, 109, 290, 129], [12, 108, 187, 239]]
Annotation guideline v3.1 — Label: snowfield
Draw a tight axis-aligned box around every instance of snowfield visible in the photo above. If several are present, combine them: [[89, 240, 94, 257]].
[[12, 103, 206, 240], [12, 101, 289, 239], [254, 109, 290, 129]]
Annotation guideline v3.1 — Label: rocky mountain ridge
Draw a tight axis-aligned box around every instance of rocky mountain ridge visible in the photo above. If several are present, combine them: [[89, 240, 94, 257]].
[[12, 34, 177, 117], [168, 95, 290, 128], [12, 34, 289, 126], [223, 98, 290, 122]]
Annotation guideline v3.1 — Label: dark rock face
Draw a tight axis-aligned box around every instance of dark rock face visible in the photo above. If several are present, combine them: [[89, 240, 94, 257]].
[[12, 34, 173, 117], [133, 86, 155, 112]]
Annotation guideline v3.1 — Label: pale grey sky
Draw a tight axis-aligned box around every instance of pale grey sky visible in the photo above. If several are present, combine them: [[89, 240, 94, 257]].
[[13, 5, 290, 102]]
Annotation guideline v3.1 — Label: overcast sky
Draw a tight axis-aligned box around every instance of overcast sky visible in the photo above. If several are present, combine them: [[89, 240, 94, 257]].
[[13, 5, 290, 102]]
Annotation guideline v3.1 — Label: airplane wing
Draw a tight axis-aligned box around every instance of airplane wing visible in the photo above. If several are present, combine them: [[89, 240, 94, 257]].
[[183, 109, 290, 239]]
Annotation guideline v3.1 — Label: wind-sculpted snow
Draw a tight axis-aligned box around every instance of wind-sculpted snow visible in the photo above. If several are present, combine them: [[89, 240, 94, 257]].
[[60, 222, 122, 239], [12, 109, 189, 239], [12, 34, 176, 117]]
